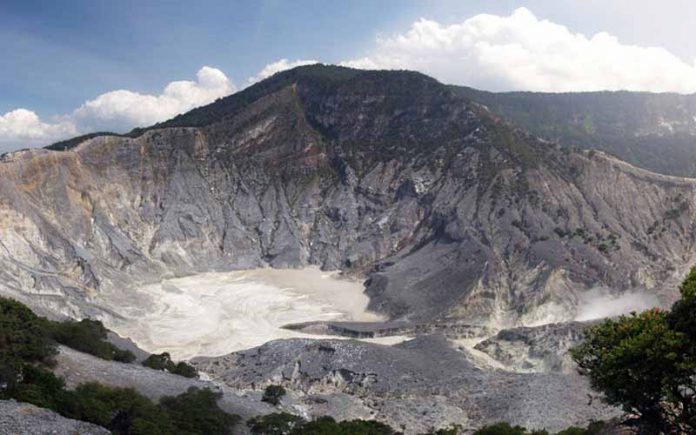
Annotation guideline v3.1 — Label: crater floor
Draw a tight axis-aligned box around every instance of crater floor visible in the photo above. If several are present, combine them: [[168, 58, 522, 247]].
[[106, 267, 391, 359]]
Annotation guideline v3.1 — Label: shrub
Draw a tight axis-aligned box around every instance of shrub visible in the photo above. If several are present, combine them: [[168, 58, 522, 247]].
[[48, 318, 135, 363], [247, 412, 305, 435], [261, 385, 286, 406], [159, 387, 239, 435], [247, 413, 398, 435], [473, 423, 530, 435], [142, 352, 197, 378], [2, 364, 66, 410], [0, 297, 56, 388]]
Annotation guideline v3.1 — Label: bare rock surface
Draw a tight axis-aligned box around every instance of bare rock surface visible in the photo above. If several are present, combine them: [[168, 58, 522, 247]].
[[194, 334, 620, 433], [474, 321, 597, 373], [0, 399, 110, 435]]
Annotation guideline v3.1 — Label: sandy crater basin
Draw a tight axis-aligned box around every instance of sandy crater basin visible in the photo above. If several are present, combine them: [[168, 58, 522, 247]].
[[109, 267, 390, 360]]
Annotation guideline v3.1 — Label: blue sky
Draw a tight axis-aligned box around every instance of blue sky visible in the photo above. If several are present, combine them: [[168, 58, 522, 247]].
[[2, 0, 696, 151]]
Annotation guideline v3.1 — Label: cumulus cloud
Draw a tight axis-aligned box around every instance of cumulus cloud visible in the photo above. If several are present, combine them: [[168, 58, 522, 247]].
[[72, 66, 235, 131], [342, 7, 696, 93], [0, 109, 77, 151], [246, 58, 319, 86], [0, 66, 235, 152], [575, 289, 659, 321]]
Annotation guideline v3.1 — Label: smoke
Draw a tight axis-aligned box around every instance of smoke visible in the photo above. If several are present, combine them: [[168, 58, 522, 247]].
[[574, 289, 659, 321]]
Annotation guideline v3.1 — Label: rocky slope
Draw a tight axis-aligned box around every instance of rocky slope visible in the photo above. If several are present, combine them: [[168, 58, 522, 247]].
[[0, 399, 110, 435], [460, 87, 696, 177], [193, 334, 618, 433], [1, 65, 695, 332]]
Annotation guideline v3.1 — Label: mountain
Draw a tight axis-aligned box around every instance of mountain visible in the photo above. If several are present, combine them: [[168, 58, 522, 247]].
[[1, 64, 694, 330], [459, 87, 696, 177]]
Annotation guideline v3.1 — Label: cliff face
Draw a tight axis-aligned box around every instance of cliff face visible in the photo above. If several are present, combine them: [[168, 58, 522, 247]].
[[1, 66, 695, 328]]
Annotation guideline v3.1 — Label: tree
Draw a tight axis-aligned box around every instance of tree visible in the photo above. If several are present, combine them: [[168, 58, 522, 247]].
[[0, 297, 56, 388], [159, 387, 239, 435], [247, 412, 305, 435], [571, 267, 696, 433], [142, 352, 198, 378], [473, 423, 532, 435], [261, 385, 286, 406]]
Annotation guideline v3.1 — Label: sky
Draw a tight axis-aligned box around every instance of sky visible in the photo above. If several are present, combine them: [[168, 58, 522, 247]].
[[2, 0, 696, 152]]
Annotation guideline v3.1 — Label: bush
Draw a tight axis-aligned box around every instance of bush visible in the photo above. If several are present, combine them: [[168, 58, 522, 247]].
[[2, 364, 66, 410], [159, 387, 239, 435], [142, 352, 197, 378], [0, 297, 56, 388], [58, 382, 171, 433], [247, 413, 398, 435], [5, 366, 238, 435], [473, 423, 531, 435], [247, 412, 305, 435], [261, 385, 286, 406], [48, 319, 136, 363]]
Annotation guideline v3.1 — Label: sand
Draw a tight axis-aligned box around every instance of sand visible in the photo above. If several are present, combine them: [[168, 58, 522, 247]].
[[108, 267, 399, 360]]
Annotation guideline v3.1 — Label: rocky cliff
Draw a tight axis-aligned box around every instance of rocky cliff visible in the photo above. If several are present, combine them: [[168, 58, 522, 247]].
[[1, 65, 694, 331]]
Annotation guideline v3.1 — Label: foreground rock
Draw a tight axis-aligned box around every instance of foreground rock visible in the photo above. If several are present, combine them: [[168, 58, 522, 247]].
[[194, 334, 620, 433], [0, 399, 109, 435]]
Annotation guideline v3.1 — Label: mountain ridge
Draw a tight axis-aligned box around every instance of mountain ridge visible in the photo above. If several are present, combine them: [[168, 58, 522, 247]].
[[1, 64, 693, 330]]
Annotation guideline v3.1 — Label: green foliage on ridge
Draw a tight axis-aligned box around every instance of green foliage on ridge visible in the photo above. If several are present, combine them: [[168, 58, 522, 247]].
[[571, 267, 696, 433]]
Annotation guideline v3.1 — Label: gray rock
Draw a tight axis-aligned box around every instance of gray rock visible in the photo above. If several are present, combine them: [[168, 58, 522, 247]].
[[194, 335, 620, 433], [0, 399, 109, 435], [474, 321, 597, 373]]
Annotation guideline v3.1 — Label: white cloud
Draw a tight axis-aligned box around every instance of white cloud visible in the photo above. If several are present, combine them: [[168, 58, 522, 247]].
[[72, 66, 235, 131], [246, 58, 319, 86], [342, 7, 696, 93], [0, 109, 77, 151], [7, 8, 696, 152], [0, 66, 235, 152]]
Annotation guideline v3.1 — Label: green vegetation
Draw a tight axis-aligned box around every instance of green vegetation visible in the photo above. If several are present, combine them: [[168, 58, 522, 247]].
[[149, 64, 362, 131], [472, 421, 605, 435], [247, 412, 306, 434], [142, 352, 197, 378], [458, 86, 696, 178], [247, 413, 396, 435], [50, 319, 135, 363], [571, 267, 696, 433], [0, 295, 135, 367], [0, 296, 239, 434], [246, 414, 605, 435], [0, 297, 57, 389], [261, 384, 286, 406]]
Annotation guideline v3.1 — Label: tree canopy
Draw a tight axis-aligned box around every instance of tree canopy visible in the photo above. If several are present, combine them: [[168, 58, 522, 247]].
[[572, 267, 696, 433]]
